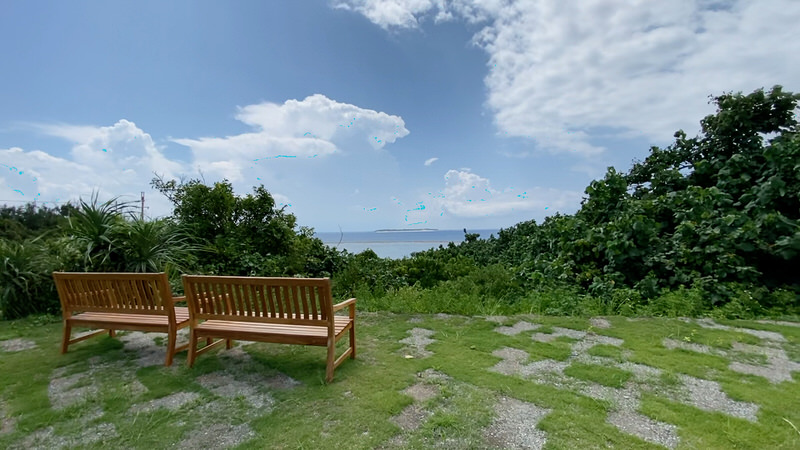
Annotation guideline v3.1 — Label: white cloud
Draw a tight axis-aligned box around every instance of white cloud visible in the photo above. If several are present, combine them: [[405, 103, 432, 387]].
[[430, 169, 581, 218], [336, 0, 800, 155], [332, 0, 441, 29], [2, 120, 183, 215], [424, 157, 439, 166], [4, 95, 410, 226], [173, 94, 409, 182]]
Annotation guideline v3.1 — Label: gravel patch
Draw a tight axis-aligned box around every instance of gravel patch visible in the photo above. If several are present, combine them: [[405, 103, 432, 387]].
[[403, 383, 439, 402], [495, 321, 540, 336], [728, 342, 800, 383], [571, 334, 624, 354], [695, 319, 786, 342], [196, 372, 274, 409], [662, 337, 800, 383], [485, 396, 550, 450], [130, 391, 200, 413], [408, 316, 423, 324], [399, 328, 436, 358], [391, 404, 431, 431], [490, 347, 568, 378], [1, 400, 15, 435], [119, 331, 167, 367], [662, 338, 719, 355], [9, 423, 117, 450], [755, 320, 800, 328], [608, 411, 679, 449], [417, 368, 452, 382], [590, 318, 612, 329], [176, 423, 255, 449], [263, 372, 302, 390], [678, 375, 759, 421], [484, 315, 509, 323], [0, 338, 37, 352], [532, 327, 586, 343], [48, 372, 97, 410]]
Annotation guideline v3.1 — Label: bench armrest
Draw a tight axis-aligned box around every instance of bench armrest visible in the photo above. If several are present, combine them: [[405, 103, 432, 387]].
[[332, 298, 357, 313], [172, 295, 186, 302]]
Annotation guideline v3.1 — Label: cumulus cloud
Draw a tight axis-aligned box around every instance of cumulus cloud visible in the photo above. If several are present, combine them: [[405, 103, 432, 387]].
[[424, 157, 439, 166], [336, 0, 800, 155], [173, 94, 409, 182], [432, 169, 581, 218], [4, 95, 410, 223], [1, 123, 184, 217]]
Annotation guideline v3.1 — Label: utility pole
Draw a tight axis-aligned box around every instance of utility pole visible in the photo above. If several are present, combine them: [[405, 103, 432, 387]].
[[140, 192, 145, 221]]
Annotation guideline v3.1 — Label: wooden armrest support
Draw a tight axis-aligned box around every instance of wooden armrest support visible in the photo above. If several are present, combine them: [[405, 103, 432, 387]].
[[332, 298, 357, 312]]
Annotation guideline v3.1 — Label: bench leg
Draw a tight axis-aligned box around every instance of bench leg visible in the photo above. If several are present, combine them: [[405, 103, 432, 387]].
[[61, 322, 72, 354], [226, 339, 233, 350], [187, 329, 198, 368], [350, 322, 356, 360], [165, 326, 177, 367], [109, 329, 116, 338], [326, 337, 336, 383]]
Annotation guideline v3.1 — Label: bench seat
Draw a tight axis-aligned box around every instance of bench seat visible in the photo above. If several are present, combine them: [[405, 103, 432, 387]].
[[68, 307, 190, 331], [193, 316, 351, 345]]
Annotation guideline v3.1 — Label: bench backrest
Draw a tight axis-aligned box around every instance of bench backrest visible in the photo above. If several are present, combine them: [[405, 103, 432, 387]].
[[53, 272, 175, 318], [182, 275, 333, 325]]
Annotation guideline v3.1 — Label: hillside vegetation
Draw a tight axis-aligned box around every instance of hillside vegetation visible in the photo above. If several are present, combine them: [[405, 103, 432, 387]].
[[1, 86, 798, 320]]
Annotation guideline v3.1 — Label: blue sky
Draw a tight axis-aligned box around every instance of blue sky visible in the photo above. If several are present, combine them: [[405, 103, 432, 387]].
[[2, 1, 798, 232]]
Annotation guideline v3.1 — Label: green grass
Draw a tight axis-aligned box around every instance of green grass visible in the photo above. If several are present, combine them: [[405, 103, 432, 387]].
[[563, 363, 633, 388], [0, 313, 798, 449]]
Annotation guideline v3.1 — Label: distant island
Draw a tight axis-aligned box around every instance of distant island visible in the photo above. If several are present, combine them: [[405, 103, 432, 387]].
[[375, 228, 438, 233]]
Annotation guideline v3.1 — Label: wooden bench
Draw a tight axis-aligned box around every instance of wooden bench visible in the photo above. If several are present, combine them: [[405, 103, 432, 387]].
[[52, 272, 191, 366], [182, 275, 356, 383]]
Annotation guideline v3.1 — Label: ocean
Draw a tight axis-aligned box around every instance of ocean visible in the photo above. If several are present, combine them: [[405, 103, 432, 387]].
[[314, 229, 500, 259]]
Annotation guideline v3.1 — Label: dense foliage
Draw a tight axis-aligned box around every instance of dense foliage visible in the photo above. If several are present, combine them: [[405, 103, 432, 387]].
[[332, 86, 800, 318], [1, 86, 798, 320]]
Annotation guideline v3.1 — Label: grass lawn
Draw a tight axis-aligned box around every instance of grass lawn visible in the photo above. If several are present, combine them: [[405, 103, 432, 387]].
[[0, 313, 798, 449]]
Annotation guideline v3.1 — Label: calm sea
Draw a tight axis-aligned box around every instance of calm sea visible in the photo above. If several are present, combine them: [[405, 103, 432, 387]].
[[314, 229, 500, 259]]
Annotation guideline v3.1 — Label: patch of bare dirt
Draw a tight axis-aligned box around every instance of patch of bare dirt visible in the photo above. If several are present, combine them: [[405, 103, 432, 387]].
[[403, 383, 439, 403], [485, 396, 550, 450], [391, 404, 431, 431], [0, 338, 37, 352]]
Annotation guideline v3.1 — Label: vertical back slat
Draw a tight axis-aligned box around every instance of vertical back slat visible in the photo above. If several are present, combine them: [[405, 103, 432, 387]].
[[255, 285, 267, 318], [309, 285, 319, 320], [299, 285, 310, 320], [272, 285, 283, 318], [291, 285, 301, 319]]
